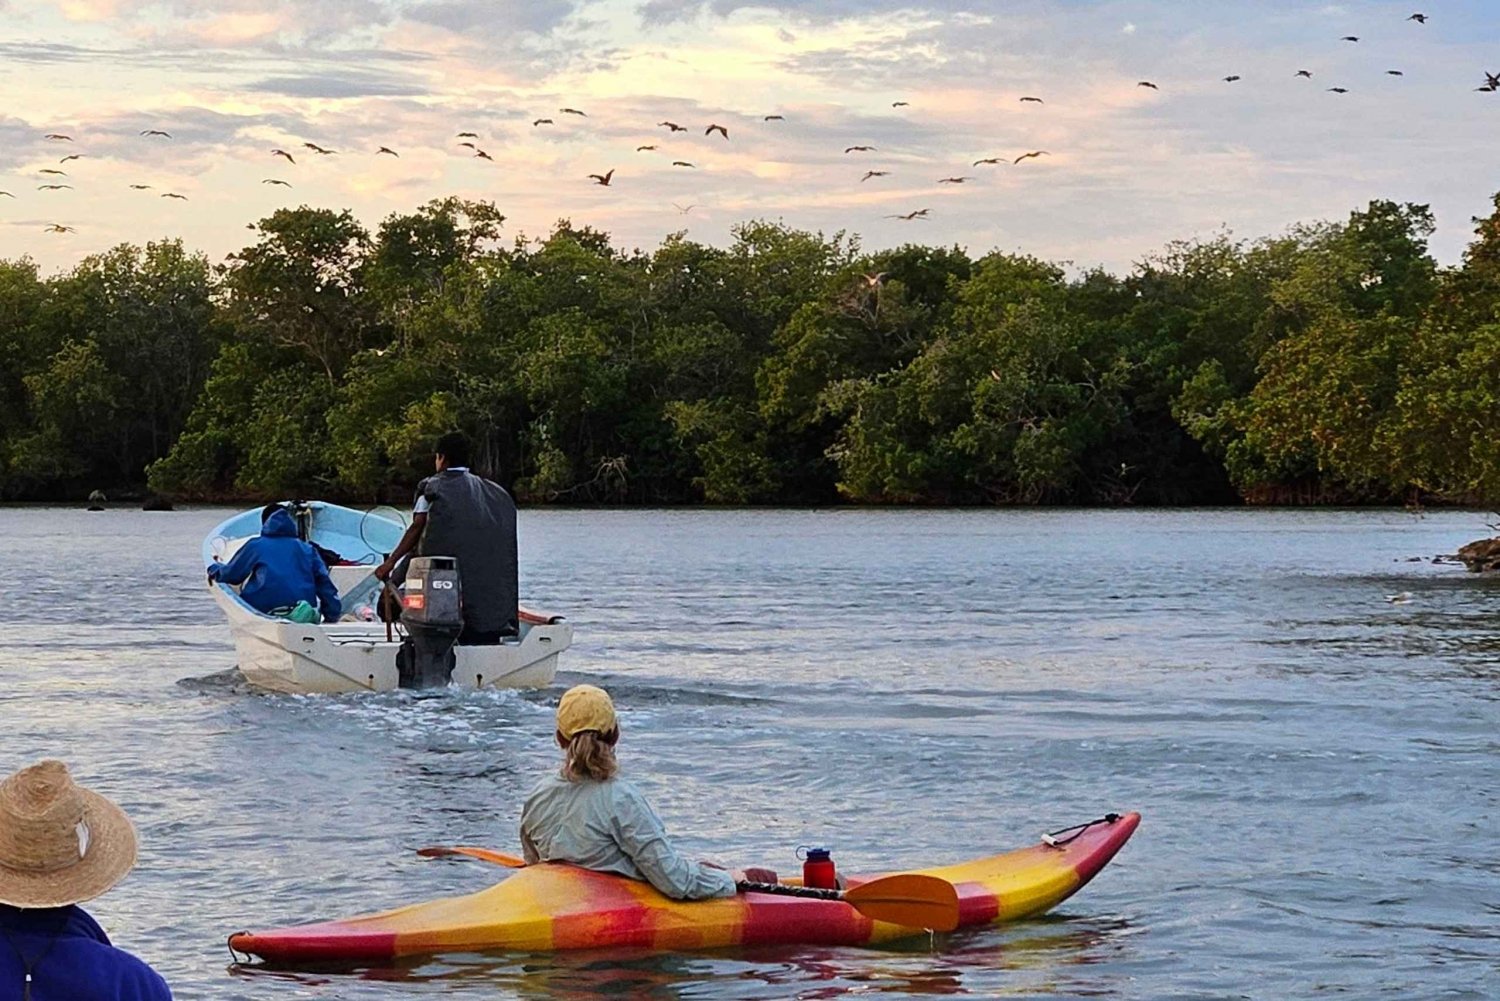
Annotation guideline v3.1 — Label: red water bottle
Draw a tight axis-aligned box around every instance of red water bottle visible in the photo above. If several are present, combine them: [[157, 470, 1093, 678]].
[[798, 846, 837, 889]]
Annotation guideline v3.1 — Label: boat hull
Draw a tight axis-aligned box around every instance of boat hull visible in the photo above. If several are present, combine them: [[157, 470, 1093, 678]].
[[230, 812, 1139, 962], [205, 502, 571, 694]]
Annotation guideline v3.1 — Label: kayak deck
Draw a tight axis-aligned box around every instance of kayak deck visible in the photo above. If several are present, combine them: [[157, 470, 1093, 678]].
[[230, 812, 1139, 963]]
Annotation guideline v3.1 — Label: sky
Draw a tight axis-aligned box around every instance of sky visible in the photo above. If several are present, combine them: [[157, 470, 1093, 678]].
[[2, 0, 1499, 275]]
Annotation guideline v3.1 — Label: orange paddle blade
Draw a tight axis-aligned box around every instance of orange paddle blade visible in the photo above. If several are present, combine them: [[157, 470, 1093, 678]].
[[844, 873, 960, 932], [416, 846, 527, 868]]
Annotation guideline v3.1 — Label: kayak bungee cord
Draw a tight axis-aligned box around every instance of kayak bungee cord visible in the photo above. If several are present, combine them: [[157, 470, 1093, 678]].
[[1041, 813, 1123, 848]]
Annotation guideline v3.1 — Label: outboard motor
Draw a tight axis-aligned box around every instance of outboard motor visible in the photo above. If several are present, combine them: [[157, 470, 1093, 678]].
[[397, 555, 463, 688]]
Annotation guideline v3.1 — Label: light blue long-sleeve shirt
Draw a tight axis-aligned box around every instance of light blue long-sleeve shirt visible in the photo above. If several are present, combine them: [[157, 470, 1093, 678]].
[[519, 774, 736, 901]]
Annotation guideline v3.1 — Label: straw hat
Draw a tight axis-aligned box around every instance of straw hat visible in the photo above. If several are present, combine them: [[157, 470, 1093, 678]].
[[0, 760, 138, 908], [556, 685, 617, 739]]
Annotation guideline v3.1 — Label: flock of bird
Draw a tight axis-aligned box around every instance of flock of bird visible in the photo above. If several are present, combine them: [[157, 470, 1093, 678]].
[[4, 10, 1488, 240]]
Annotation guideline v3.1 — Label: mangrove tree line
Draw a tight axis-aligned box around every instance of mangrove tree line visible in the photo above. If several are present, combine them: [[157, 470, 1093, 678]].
[[4, 194, 1500, 506]]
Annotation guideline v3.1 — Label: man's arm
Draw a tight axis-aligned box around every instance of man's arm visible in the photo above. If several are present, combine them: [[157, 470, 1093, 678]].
[[208, 541, 259, 587], [374, 512, 426, 581], [311, 555, 343, 622]]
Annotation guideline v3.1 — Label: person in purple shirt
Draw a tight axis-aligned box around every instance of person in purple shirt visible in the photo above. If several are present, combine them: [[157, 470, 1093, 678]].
[[0, 760, 170, 1000]]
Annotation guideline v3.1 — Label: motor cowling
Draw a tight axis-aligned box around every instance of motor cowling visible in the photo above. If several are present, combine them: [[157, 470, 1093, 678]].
[[397, 555, 462, 688]]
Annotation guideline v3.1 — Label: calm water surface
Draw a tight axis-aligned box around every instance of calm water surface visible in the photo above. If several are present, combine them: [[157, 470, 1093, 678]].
[[1, 507, 1497, 999]]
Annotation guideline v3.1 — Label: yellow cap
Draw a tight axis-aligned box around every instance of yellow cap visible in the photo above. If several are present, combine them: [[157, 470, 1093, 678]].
[[556, 684, 617, 739]]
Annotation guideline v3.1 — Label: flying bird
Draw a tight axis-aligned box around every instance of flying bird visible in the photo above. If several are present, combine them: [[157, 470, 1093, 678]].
[[672, 203, 697, 214], [45, 224, 75, 232], [303, 142, 335, 154], [457, 131, 478, 138], [1341, 36, 1359, 42], [1408, 12, 1427, 23], [1328, 87, 1349, 93], [1224, 75, 1242, 83], [474, 149, 493, 160], [885, 209, 930, 221], [1014, 150, 1050, 163], [458, 141, 478, 149], [128, 184, 151, 190], [1138, 81, 1158, 89], [636, 144, 658, 151], [262, 179, 292, 186], [938, 176, 973, 184], [161, 192, 187, 199], [38, 184, 72, 190], [1296, 70, 1313, 78], [892, 101, 909, 107], [377, 146, 399, 156], [588, 169, 615, 186], [671, 160, 696, 167], [532, 118, 553, 126], [140, 129, 171, 137], [0, 191, 12, 197], [1386, 70, 1404, 76], [862, 272, 888, 287], [1019, 96, 1044, 103], [44, 134, 72, 141], [845, 145, 877, 153], [560, 107, 587, 116], [860, 170, 890, 181], [59, 154, 83, 163], [764, 114, 784, 120], [706, 124, 729, 139], [973, 157, 1006, 166], [38, 169, 67, 176], [658, 121, 687, 132], [271, 149, 296, 163]]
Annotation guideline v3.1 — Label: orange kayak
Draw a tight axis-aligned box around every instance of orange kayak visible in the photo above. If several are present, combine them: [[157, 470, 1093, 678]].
[[230, 812, 1139, 963]]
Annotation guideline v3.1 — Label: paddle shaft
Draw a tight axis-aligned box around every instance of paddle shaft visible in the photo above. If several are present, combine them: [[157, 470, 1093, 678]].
[[737, 880, 840, 900]]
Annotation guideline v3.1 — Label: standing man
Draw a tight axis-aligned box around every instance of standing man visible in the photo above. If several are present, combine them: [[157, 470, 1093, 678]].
[[375, 431, 519, 643]]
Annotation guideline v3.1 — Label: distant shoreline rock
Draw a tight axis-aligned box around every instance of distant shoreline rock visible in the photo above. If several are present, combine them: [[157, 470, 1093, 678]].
[[1443, 537, 1500, 572]]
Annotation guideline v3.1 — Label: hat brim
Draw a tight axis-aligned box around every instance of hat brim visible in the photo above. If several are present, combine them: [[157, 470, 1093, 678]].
[[0, 789, 138, 908]]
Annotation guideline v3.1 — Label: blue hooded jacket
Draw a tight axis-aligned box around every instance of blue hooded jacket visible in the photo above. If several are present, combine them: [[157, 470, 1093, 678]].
[[0, 904, 171, 1000], [208, 508, 342, 621]]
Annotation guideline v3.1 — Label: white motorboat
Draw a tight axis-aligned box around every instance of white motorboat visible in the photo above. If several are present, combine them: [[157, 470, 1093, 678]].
[[203, 502, 572, 694]]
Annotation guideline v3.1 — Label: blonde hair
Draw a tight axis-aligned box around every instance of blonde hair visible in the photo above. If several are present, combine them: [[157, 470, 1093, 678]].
[[561, 730, 618, 783]]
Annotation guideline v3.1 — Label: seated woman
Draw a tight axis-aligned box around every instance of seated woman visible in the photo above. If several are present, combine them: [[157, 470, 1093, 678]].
[[207, 505, 342, 622], [521, 685, 771, 899]]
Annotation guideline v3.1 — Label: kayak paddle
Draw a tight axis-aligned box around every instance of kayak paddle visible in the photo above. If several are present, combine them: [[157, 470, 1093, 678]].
[[738, 874, 960, 931], [418, 847, 960, 931], [416, 845, 527, 867]]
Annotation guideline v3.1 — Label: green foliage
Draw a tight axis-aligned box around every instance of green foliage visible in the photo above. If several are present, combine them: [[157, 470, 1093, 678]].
[[3, 241, 217, 498], [15, 196, 1500, 507]]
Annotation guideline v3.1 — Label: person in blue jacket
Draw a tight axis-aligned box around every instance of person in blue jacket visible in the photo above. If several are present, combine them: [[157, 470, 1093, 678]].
[[0, 759, 172, 1000], [207, 505, 342, 621]]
